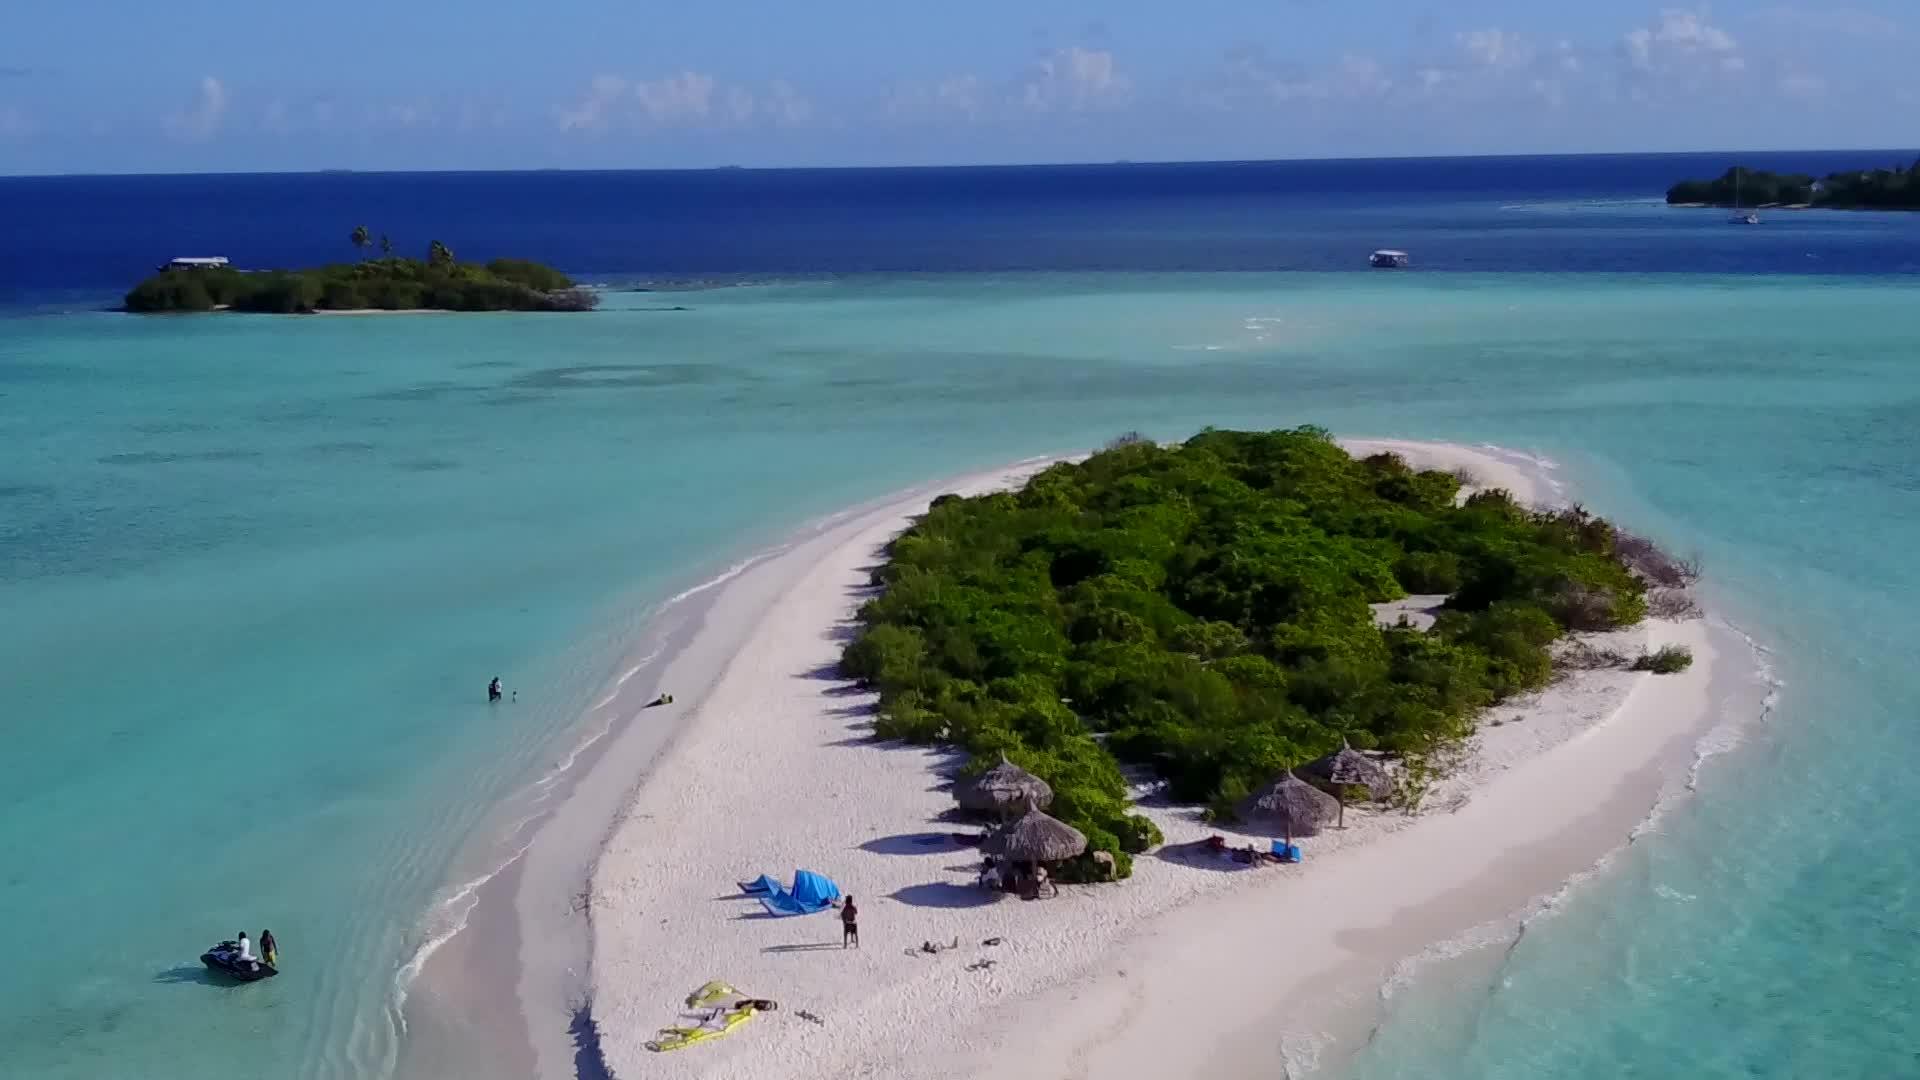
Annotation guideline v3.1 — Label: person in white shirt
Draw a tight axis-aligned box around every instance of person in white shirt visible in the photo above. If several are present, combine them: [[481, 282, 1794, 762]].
[[234, 932, 255, 966]]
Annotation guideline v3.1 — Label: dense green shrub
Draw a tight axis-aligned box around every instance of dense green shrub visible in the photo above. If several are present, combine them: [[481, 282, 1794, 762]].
[[842, 428, 1653, 876], [1631, 645, 1694, 674], [1396, 550, 1463, 593], [1668, 160, 1920, 210], [124, 273, 215, 312], [123, 255, 597, 313]]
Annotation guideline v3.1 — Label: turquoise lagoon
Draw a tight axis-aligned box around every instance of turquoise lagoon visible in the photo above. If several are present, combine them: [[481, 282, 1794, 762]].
[[2, 274, 1917, 1078]]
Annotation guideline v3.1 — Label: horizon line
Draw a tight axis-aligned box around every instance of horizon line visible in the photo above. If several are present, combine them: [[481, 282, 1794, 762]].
[[4, 146, 1917, 182]]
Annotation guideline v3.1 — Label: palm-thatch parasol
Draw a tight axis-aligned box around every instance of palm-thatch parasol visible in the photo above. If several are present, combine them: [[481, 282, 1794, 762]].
[[981, 799, 1087, 864], [1298, 740, 1393, 828], [955, 754, 1053, 818], [1237, 770, 1339, 842]]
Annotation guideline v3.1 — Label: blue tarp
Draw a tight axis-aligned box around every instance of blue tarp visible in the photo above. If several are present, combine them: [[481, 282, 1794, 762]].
[[738, 874, 781, 895], [757, 869, 843, 916]]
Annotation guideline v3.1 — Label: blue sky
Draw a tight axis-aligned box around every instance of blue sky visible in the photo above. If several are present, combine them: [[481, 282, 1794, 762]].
[[0, 1, 1911, 173]]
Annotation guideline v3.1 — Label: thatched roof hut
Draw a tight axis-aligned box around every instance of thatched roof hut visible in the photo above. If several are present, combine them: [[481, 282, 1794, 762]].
[[955, 754, 1053, 817], [1299, 741, 1393, 802], [1237, 771, 1339, 839], [981, 801, 1087, 864]]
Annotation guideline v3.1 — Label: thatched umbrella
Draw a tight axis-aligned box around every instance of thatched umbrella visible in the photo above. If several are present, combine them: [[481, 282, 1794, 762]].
[[955, 754, 1053, 818], [1299, 740, 1393, 828], [981, 799, 1087, 864], [1238, 770, 1339, 843]]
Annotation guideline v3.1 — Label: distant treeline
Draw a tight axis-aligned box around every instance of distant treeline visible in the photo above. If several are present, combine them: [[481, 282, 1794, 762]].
[[126, 249, 597, 314], [1667, 160, 1920, 210]]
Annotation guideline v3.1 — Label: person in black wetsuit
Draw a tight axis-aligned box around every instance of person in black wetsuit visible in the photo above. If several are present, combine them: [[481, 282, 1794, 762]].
[[488, 677, 502, 703]]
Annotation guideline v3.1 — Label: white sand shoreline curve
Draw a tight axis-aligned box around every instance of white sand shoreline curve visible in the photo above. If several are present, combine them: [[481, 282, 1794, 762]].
[[581, 439, 1730, 1080]]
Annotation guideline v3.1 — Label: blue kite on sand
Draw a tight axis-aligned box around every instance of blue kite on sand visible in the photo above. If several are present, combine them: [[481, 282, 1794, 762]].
[[737, 874, 783, 896], [739, 870, 842, 916]]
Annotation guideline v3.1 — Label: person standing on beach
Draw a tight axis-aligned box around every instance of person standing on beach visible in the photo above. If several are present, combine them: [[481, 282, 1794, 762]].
[[840, 896, 859, 949]]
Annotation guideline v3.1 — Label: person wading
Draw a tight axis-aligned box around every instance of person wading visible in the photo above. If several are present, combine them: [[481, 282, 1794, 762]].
[[840, 896, 859, 949]]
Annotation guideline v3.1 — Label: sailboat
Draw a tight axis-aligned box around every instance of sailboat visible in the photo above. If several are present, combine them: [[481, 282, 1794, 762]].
[[1729, 167, 1761, 225]]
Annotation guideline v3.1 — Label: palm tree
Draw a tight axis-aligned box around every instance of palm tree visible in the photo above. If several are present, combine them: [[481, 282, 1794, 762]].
[[427, 239, 455, 268], [379, 234, 393, 257], [350, 224, 371, 256]]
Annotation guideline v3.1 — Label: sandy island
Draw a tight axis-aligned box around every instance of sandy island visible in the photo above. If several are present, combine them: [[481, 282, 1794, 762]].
[[578, 439, 1732, 1080]]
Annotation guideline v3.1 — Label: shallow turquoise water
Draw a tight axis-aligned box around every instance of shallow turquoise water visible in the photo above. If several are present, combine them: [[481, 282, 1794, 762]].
[[2, 275, 1916, 1077]]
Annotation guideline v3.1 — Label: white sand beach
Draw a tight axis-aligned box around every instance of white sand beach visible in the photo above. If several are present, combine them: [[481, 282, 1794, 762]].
[[585, 440, 1725, 1080]]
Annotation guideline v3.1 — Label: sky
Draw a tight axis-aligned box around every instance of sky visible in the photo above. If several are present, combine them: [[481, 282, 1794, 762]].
[[0, 1, 1912, 174]]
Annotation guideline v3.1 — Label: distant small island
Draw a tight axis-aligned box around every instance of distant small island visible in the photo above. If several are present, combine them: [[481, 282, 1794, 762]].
[[1667, 160, 1920, 211], [125, 227, 598, 314]]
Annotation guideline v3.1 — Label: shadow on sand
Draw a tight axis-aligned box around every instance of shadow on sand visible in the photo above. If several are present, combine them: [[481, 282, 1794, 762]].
[[1154, 839, 1259, 873], [888, 882, 1000, 909], [569, 1001, 613, 1080], [860, 832, 961, 856]]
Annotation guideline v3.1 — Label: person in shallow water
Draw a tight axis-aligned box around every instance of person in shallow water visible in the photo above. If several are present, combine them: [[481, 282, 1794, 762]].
[[488, 677, 502, 703], [260, 929, 278, 967]]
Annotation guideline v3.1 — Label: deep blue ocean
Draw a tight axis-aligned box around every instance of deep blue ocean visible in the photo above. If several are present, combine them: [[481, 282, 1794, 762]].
[[6, 151, 1920, 306], [3, 153, 1919, 1079]]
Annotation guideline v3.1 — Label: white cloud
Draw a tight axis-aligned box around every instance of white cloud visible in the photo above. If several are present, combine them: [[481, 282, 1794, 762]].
[[936, 75, 984, 116], [634, 71, 716, 123], [1457, 29, 1534, 72], [726, 86, 755, 125], [1622, 10, 1741, 73], [165, 76, 228, 140], [763, 81, 812, 128], [557, 74, 629, 132], [1020, 46, 1129, 112], [885, 73, 988, 119], [556, 71, 813, 133], [262, 100, 290, 135]]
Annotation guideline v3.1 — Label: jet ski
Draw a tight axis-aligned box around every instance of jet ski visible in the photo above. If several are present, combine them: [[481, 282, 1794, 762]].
[[201, 941, 278, 982]]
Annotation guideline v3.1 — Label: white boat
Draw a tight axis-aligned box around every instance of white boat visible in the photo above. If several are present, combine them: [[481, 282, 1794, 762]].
[[1728, 169, 1760, 225], [1369, 249, 1411, 268]]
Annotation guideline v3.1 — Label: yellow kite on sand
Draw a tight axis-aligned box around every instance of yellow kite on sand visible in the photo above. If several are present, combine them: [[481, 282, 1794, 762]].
[[645, 981, 779, 1053]]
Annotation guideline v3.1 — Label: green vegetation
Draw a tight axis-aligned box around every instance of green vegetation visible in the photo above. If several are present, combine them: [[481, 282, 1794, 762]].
[[1667, 160, 1920, 210], [124, 235, 596, 314], [841, 428, 1656, 875], [1631, 645, 1694, 674]]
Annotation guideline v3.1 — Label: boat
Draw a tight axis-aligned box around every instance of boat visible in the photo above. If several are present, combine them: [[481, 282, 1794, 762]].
[[1728, 168, 1760, 225], [159, 256, 232, 272], [200, 941, 278, 982], [1369, 249, 1411, 268]]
